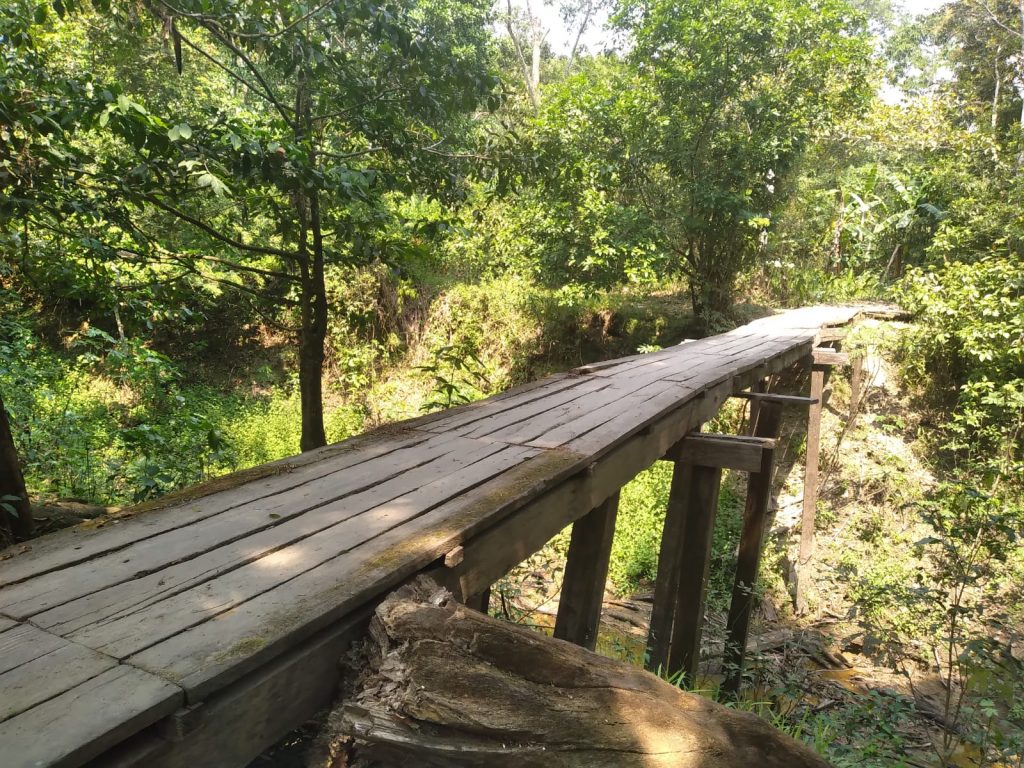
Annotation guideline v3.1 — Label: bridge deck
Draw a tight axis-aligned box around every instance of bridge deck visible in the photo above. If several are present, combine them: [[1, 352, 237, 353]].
[[0, 305, 886, 768]]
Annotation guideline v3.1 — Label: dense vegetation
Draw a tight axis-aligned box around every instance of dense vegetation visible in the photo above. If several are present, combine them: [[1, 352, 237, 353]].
[[2, 0, 1024, 763]]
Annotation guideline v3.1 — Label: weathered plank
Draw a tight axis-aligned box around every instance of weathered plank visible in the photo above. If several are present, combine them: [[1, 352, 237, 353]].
[[812, 347, 849, 366], [0, 621, 66, 675], [139, 610, 371, 768], [668, 433, 773, 473], [0, 428, 435, 590], [123, 448, 578, 699], [553, 491, 620, 650], [0, 664, 182, 768], [0, 639, 117, 722], [732, 391, 818, 406], [29, 437, 511, 634], [70, 444, 540, 658]]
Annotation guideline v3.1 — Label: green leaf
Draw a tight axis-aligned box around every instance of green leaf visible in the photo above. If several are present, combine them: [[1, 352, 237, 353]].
[[168, 123, 193, 142]]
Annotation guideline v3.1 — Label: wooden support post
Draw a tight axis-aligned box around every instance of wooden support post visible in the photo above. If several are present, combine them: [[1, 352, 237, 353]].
[[721, 401, 783, 697], [645, 460, 692, 673], [554, 491, 620, 651], [667, 464, 722, 682], [799, 365, 826, 566], [747, 378, 766, 435], [465, 586, 490, 614]]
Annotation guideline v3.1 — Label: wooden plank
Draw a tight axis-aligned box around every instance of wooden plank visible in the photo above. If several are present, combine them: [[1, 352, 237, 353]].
[[0, 664, 182, 768], [668, 434, 773, 473], [799, 365, 826, 567], [558, 382, 703, 456], [0, 616, 14, 632], [645, 460, 691, 674], [0, 622, 66, 675], [139, 610, 372, 768], [0, 640, 117, 722], [0, 428, 435, 590], [4, 432, 490, 623], [69, 444, 539, 658], [521, 380, 694, 449], [553, 491, 619, 651], [812, 347, 849, 366], [667, 464, 722, 681], [415, 374, 586, 434], [485, 359, 708, 448], [452, 376, 612, 440], [722, 401, 783, 697]]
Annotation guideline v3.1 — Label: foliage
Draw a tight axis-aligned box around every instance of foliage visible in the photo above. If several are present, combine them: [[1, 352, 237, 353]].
[[527, 0, 874, 325]]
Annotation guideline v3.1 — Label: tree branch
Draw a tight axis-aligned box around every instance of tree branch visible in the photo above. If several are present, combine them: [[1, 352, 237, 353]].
[[146, 195, 297, 261]]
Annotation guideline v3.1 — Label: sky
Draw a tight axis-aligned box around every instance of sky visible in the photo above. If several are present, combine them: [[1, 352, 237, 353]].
[[534, 0, 952, 56]]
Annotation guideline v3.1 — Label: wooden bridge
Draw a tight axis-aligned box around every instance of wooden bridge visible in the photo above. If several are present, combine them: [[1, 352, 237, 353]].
[[0, 305, 892, 768]]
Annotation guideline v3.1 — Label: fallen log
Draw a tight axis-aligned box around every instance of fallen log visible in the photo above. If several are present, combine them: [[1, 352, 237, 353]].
[[315, 579, 833, 768]]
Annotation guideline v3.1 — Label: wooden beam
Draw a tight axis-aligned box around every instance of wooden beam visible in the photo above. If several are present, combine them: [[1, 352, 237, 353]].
[[554, 492, 620, 650], [732, 391, 818, 407], [817, 327, 847, 343], [799, 365, 826, 567], [667, 464, 722, 682], [721, 401, 783, 697], [645, 461, 692, 673], [128, 609, 372, 768], [668, 434, 775, 473], [811, 347, 849, 366]]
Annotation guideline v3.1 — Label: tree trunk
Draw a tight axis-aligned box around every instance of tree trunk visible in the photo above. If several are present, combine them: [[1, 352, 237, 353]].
[[317, 579, 833, 768], [689, 250, 736, 331], [300, 190, 328, 453], [0, 392, 33, 544], [295, 73, 328, 454]]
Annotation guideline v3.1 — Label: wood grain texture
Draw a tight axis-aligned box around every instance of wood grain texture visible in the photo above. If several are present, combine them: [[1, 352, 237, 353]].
[[328, 584, 833, 768], [0, 664, 182, 768]]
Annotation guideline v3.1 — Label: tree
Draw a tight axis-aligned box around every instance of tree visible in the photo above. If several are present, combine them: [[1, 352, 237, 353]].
[[0, 392, 33, 544], [522, 0, 872, 324], [3, 0, 498, 452], [613, 0, 874, 322]]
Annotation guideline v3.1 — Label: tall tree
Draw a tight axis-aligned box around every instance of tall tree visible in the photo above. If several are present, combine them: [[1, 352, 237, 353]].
[[0, 393, 32, 544], [615, 0, 874, 321], [3, 0, 498, 451]]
